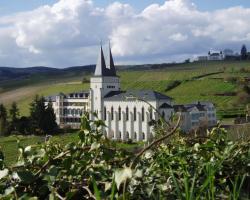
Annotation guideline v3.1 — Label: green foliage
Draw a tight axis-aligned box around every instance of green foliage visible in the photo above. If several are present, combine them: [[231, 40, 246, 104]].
[[0, 104, 8, 136], [0, 116, 249, 199], [30, 95, 58, 135], [9, 102, 20, 133]]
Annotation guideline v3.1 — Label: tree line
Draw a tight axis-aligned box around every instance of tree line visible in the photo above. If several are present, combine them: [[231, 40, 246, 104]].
[[0, 95, 58, 136]]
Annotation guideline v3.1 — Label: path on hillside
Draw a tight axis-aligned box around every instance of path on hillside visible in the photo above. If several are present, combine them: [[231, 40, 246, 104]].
[[0, 85, 45, 105]]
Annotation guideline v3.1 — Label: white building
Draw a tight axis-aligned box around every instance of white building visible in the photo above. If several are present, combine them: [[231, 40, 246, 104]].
[[208, 50, 223, 61], [174, 102, 217, 132], [46, 45, 217, 140]]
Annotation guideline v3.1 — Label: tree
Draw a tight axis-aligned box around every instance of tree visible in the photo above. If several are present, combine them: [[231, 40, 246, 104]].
[[241, 44, 247, 60], [30, 95, 46, 134], [18, 116, 31, 135], [9, 102, 19, 133], [43, 101, 58, 134], [0, 104, 8, 136], [30, 95, 57, 134]]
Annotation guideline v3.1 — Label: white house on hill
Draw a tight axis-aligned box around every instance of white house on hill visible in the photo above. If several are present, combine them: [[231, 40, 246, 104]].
[[46, 45, 217, 141]]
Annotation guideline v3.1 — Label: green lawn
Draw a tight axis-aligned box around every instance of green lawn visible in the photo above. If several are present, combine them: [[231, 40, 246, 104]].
[[0, 132, 142, 166], [0, 133, 80, 166]]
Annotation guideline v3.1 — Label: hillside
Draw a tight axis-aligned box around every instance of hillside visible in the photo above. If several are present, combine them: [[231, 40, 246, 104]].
[[0, 60, 250, 119]]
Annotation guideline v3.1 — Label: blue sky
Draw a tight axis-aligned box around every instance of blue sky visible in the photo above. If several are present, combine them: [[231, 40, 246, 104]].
[[0, 0, 250, 67], [1, 0, 250, 16]]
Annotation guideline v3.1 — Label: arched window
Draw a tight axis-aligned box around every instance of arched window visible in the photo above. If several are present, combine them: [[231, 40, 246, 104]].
[[126, 132, 129, 139], [134, 132, 137, 140], [142, 132, 145, 140], [126, 107, 129, 121], [104, 107, 107, 120], [142, 107, 145, 121], [118, 106, 121, 121], [150, 107, 153, 120], [134, 107, 137, 121], [111, 107, 114, 120], [162, 111, 165, 119]]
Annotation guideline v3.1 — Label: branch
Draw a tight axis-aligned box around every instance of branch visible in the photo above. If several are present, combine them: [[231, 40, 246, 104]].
[[137, 98, 171, 127], [131, 116, 180, 168]]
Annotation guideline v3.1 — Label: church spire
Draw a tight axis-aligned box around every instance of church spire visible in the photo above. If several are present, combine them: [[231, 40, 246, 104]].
[[106, 41, 116, 76], [94, 44, 107, 76]]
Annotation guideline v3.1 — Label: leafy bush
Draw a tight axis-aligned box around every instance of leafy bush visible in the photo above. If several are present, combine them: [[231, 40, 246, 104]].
[[165, 80, 182, 92], [0, 116, 249, 199]]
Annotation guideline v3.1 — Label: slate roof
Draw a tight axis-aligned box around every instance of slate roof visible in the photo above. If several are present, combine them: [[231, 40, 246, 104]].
[[159, 103, 173, 109], [173, 105, 187, 112], [94, 45, 117, 77], [45, 95, 57, 102], [45, 90, 90, 101], [104, 90, 172, 101], [106, 44, 116, 76], [174, 102, 207, 112]]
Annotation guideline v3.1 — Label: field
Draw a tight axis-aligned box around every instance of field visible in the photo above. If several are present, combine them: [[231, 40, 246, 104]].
[[0, 132, 79, 165], [0, 61, 250, 117]]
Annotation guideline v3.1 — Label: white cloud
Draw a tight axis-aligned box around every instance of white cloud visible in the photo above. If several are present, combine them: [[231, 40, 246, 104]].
[[0, 0, 250, 67]]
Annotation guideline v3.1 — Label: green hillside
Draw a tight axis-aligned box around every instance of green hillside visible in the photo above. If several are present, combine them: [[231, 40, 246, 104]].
[[0, 60, 250, 119]]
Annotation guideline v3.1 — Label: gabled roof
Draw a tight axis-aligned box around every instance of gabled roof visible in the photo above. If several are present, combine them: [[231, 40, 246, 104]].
[[159, 103, 173, 109], [174, 102, 208, 112], [106, 43, 116, 76], [94, 46, 109, 76], [94, 45, 117, 77], [104, 90, 172, 101], [173, 105, 187, 112]]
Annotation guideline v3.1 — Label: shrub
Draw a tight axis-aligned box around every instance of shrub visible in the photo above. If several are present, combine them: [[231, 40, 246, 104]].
[[165, 80, 182, 92], [0, 116, 249, 199]]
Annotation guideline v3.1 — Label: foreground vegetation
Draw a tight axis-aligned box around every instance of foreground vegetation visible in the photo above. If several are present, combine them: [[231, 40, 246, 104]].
[[0, 116, 249, 199]]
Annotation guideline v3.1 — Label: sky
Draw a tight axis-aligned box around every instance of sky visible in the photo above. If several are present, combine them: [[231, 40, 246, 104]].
[[0, 0, 250, 67]]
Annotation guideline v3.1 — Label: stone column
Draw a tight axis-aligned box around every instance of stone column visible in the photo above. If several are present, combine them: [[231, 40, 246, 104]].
[[107, 111, 111, 139], [137, 112, 142, 141], [121, 111, 126, 141], [130, 112, 134, 140], [146, 112, 150, 141], [114, 111, 119, 140]]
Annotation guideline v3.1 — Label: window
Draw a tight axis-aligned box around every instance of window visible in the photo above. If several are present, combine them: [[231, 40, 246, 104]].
[[134, 107, 137, 121], [142, 132, 145, 140], [126, 132, 130, 139], [104, 107, 107, 120], [150, 108, 153, 120], [134, 132, 137, 140], [107, 85, 115, 89], [162, 111, 165, 119], [111, 107, 114, 120], [126, 107, 129, 121], [142, 107, 145, 121], [118, 131, 121, 139], [118, 106, 121, 121]]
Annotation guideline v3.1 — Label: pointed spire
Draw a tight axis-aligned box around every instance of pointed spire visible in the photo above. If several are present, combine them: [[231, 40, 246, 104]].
[[94, 44, 107, 76], [106, 41, 116, 76]]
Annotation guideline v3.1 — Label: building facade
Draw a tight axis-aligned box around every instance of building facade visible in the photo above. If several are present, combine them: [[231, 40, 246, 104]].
[[46, 45, 217, 141], [174, 102, 217, 132]]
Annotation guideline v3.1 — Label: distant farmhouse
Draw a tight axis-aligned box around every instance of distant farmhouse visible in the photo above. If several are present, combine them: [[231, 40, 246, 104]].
[[198, 49, 240, 61], [46, 45, 217, 141]]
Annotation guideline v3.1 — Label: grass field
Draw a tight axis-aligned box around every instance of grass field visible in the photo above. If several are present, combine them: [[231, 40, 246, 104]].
[[0, 132, 142, 166], [0, 133, 79, 165], [0, 61, 250, 116]]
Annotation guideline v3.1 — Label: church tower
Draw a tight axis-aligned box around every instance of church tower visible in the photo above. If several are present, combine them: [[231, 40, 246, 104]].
[[90, 44, 120, 119]]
